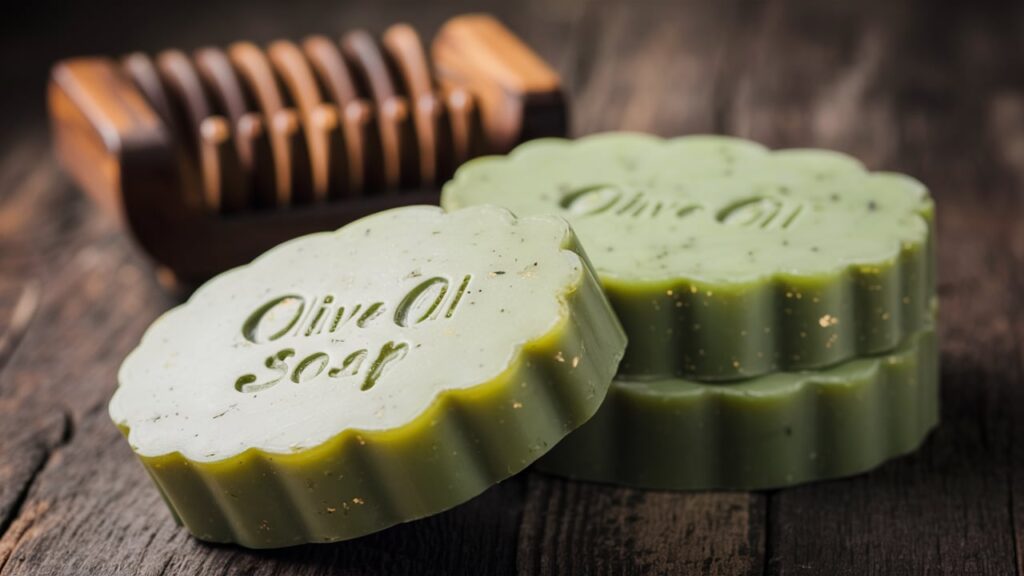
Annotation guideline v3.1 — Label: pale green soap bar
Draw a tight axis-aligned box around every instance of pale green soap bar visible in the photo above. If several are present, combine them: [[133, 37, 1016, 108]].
[[442, 133, 936, 381], [110, 205, 626, 548], [536, 321, 939, 490]]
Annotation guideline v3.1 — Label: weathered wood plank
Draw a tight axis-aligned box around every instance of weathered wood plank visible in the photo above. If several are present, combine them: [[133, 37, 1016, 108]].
[[519, 474, 764, 576], [0, 136, 98, 548], [0, 407, 66, 542]]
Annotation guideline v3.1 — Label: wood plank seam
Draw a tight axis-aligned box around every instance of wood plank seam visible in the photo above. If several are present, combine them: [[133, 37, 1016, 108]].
[[0, 502, 51, 575], [0, 410, 72, 570], [1010, 466, 1020, 576], [763, 492, 780, 576], [0, 283, 41, 375]]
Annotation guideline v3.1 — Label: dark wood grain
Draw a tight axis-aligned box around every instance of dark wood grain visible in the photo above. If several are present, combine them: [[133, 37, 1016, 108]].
[[519, 474, 764, 575], [3, 0, 1024, 574], [0, 135, 73, 552]]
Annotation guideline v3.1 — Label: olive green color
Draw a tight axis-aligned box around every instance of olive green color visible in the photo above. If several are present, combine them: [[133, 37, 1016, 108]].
[[110, 205, 627, 548], [536, 322, 938, 490], [442, 133, 936, 381]]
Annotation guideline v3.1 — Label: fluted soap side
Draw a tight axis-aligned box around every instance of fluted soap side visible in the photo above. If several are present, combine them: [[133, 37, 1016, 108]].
[[133, 289, 622, 547], [442, 133, 936, 381], [111, 205, 626, 547], [536, 321, 938, 490]]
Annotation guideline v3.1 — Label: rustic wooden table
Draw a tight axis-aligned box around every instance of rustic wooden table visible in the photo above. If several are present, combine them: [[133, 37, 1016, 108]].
[[1, 0, 1022, 574]]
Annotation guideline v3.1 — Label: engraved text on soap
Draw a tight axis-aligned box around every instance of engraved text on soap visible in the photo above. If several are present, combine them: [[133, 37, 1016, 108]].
[[560, 184, 804, 229], [234, 275, 472, 393]]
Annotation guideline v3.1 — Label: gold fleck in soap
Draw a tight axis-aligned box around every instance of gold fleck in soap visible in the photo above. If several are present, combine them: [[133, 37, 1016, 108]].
[[110, 205, 626, 548], [442, 133, 936, 380]]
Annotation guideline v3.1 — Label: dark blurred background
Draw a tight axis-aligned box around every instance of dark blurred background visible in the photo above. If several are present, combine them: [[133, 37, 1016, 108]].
[[4, 0, 1024, 187]]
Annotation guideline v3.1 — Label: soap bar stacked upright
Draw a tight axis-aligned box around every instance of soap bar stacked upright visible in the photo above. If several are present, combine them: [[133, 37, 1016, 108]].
[[442, 133, 939, 489]]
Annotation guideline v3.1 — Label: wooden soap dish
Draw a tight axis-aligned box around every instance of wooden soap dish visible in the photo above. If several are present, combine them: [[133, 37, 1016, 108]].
[[48, 14, 568, 283]]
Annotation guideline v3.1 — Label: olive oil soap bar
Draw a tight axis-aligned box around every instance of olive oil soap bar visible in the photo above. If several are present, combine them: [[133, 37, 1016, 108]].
[[442, 133, 935, 380], [110, 205, 626, 548], [537, 319, 938, 490]]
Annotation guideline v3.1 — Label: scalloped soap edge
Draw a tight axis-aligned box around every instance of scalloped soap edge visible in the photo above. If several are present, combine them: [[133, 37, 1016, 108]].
[[607, 236, 935, 380], [535, 322, 938, 491], [128, 264, 624, 547], [441, 133, 937, 380], [111, 209, 628, 547], [111, 205, 615, 459]]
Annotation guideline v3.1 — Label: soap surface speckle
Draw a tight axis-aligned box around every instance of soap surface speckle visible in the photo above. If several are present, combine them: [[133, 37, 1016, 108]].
[[442, 133, 936, 380], [110, 205, 626, 547]]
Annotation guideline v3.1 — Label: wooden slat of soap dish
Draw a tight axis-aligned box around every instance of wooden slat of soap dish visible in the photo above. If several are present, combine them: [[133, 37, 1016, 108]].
[[342, 30, 418, 192], [382, 23, 454, 186], [272, 108, 315, 205], [310, 104, 354, 200], [194, 48, 252, 211], [120, 52, 205, 214], [302, 35, 374, 196], [47, 14, 567, 284], [156, 50, 218, 211], [194, 47, 251, 131], [443, 87, 485, 168], [268, 41, 331, 202], [194, 47, 254, 185], [200, 116, 247, 212], [228, 41, 292, 207], [237, 113, 278, 209], [121, 52, 177, 130]]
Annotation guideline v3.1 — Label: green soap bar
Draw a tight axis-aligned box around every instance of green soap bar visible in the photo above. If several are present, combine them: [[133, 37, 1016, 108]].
[[536, 321, 938, 490], [442, 133, 936, 380], [110, 205, 626, 548]]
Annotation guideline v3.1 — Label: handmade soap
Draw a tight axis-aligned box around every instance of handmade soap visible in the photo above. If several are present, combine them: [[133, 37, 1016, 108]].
[[442, 133, 936, 380], [110, 205, 626, 548], [537, 320, 938, 490]]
